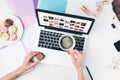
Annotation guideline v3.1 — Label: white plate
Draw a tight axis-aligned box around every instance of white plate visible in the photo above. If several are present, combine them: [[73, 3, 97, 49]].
[[0, 14, 23, 48]]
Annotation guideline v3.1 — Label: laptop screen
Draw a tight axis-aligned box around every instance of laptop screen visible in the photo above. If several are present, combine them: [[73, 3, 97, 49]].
[[36, 9, 95, 34]]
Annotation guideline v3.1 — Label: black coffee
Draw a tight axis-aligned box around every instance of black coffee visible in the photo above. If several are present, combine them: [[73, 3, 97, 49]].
[[60, 36, 73, 49]]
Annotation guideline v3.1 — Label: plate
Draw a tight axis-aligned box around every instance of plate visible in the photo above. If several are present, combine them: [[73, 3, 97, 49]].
[[0, 14, 23, 48]]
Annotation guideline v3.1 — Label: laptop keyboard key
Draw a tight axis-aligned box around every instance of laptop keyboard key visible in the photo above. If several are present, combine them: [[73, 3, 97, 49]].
[[51, 46, 62, 51], [38, 30, 85, 51]]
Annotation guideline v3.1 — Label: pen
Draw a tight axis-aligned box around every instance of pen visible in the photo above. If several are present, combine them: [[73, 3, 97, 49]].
[[86, 66, 93, 80]]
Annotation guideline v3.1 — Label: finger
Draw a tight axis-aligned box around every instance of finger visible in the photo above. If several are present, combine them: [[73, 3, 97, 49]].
[[69, 51, 76, 62], [31, 60, 40, 66], [24, 51, 33, 59], [27, 51, 40, 61], [67, 51, 71, 55], [74, 49, 83, 57], [74, 49, 83, 61], [32, 51, 41, 54], [25, 51, 36, 58]]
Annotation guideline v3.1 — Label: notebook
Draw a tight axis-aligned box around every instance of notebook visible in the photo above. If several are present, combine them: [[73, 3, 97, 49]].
[[33, 0, 67, 13]]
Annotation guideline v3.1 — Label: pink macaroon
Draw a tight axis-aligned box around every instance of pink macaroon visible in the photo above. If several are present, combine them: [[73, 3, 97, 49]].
[[9, 34, 17, 41], [1, 26, 8, 33]]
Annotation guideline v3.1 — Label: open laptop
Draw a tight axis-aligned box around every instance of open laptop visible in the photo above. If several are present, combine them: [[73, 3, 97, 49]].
[[34, 9, 95, 67]]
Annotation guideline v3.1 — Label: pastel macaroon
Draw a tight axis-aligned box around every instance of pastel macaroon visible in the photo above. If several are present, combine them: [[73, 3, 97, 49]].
[[8, 25, 17, 34], [2, 33, 9, 40], [9, 33, 17, 41], [0, 30, 3, 36], [0, 22, 5, 30], [1, 26, 8, 33], [4, 19, 14, 27], [36, 52, 45, 60]]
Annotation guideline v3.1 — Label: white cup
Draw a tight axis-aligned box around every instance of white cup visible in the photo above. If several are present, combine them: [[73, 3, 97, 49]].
[[59, 35, 76, 51]]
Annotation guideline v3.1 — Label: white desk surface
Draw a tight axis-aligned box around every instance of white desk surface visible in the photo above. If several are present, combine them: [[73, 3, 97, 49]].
[[1, 0, 120, 80]]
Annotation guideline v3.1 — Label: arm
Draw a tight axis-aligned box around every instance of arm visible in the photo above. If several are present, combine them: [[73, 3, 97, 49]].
[[77, 66, 84, 80], [68, 49, 84, 80], [0, 51, 43, 80], [0, 66, 26, 80]]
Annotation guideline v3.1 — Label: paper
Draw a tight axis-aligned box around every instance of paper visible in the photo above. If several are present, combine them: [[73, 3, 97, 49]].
[[0, 41, 26, 77], [82, 66, 93, 80], [7, 0, 36, 27], [39, 0, 67, 13], [33, 0, 39, 9]]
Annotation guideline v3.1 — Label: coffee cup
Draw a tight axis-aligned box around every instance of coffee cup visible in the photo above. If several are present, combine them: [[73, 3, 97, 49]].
[[59, 35, 75, 51]]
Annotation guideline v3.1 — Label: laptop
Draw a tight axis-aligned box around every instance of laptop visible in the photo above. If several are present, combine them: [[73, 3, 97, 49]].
[[34, 9, 95, 67]]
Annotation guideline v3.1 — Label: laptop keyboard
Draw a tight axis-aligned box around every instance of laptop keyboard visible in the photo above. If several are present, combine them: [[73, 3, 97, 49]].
[[38, 30, 85, 51]]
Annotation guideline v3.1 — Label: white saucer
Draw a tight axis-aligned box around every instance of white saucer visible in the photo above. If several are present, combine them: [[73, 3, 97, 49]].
[[0, 14, 23, 48]]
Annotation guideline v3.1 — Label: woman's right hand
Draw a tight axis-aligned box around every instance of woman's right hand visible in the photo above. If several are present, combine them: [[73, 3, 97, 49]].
[[68, 49, 83, 70], [68, 49, 84, 80], [20, 51, 44, 72]]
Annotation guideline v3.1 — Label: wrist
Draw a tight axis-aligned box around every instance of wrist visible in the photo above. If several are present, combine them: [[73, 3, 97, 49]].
[[9, 66, 27, 78], [18, 66, 27, 74], [76, 65, 83, 72]]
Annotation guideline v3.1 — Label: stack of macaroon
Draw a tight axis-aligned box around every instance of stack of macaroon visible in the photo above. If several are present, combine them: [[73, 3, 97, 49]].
[[0, 19, 17, 41]]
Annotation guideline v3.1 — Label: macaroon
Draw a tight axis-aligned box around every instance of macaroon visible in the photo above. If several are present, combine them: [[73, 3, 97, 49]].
[[2, 33, 9, 40], [1, 26, 8, 33], [8, 25, 17, 34], [36, 52, 45, 61], [9, 33, 17, 41], [0, 22, 5, 30], [0, 30, 3, 36], [4, 19, 14, 27]]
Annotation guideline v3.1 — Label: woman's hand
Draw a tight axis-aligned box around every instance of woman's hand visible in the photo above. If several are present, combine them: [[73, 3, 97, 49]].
[[20, 51, 44, 72], [68, 49, 83, 70], [0, 51, 44, 80], [68, 49, 84, 80]]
